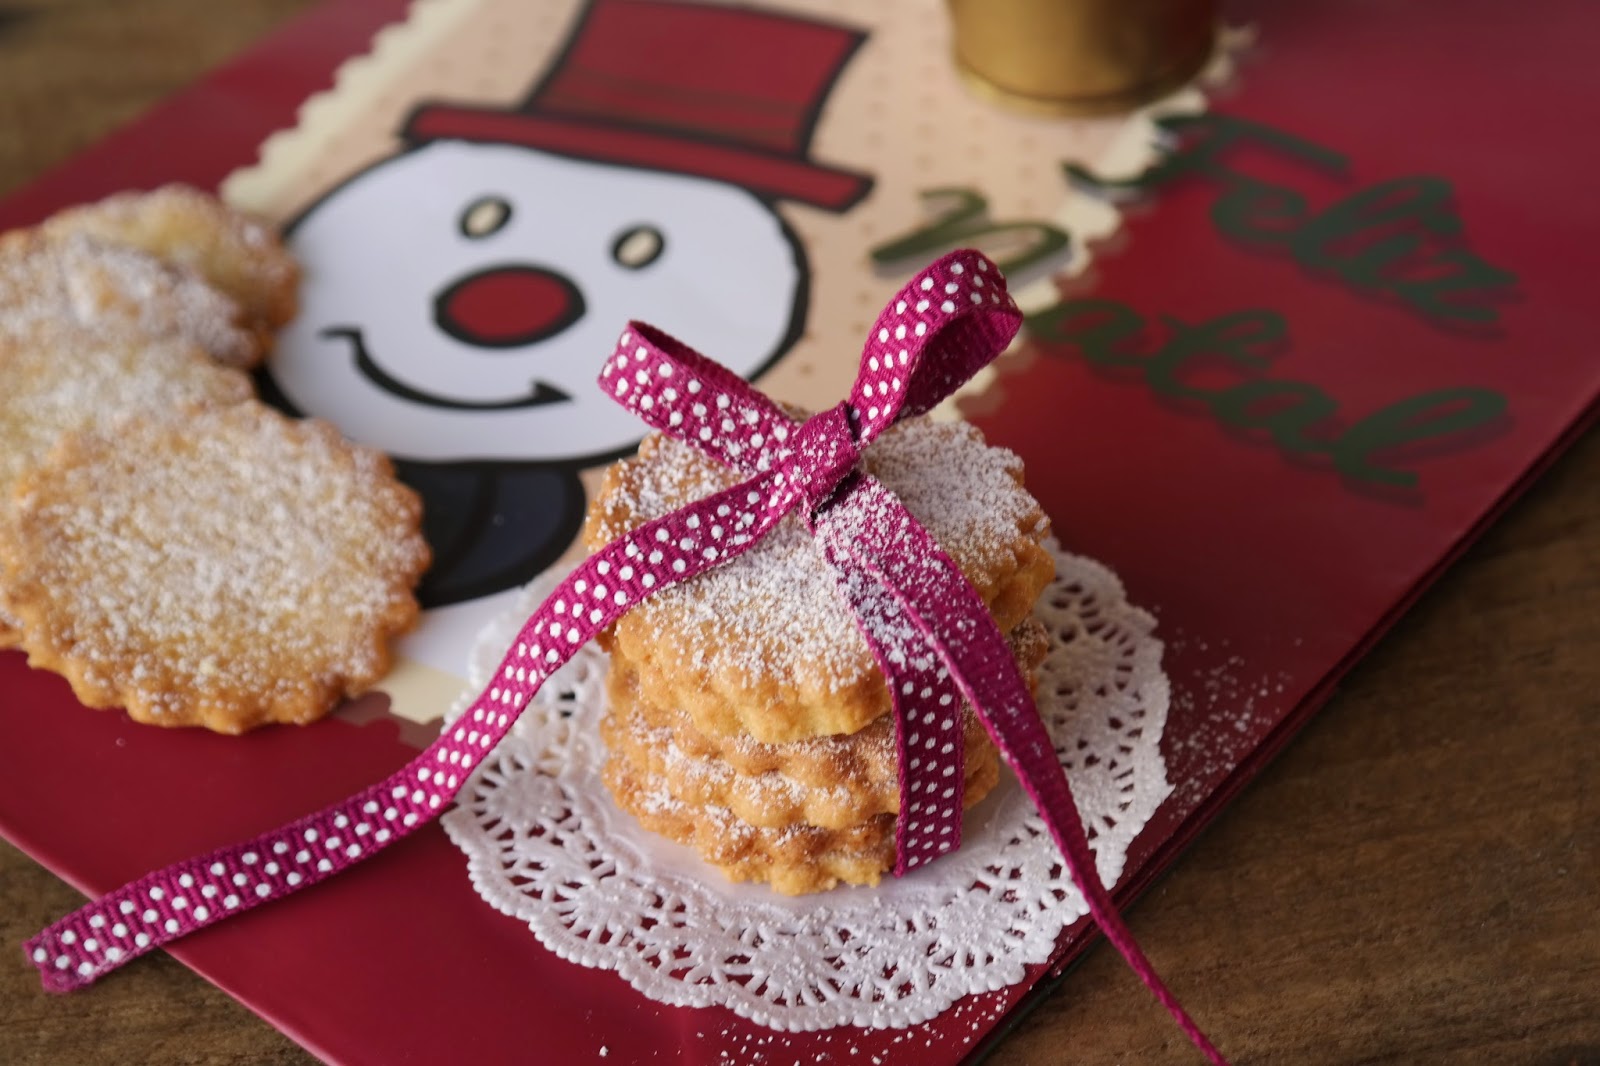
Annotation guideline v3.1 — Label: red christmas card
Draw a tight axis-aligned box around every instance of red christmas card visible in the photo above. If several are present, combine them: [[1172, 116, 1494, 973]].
[[3, 0, 1598, 1062]]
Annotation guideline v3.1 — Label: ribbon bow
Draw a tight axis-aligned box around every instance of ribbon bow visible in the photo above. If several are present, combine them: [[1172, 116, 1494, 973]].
[[24, 251, 1225, 1064]]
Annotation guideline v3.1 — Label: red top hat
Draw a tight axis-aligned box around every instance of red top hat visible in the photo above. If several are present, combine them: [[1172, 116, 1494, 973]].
[[403, 0, 873, 212]]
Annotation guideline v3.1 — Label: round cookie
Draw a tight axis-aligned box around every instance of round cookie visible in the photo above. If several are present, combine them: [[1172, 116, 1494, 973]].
[[603, 739, 1001, 895], [584, 416, 1054, 743], [0, 403, 430, 733], [604, 617, 1046, 797], [605, 653, 998, 802], [40, 184, 298, 355], [0, 230, 258, 368], [600, 691, 1001, 831]]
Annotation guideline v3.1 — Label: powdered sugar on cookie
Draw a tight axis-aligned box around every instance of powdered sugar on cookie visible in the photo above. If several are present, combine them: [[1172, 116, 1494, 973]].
[[41, 184, 298, 352], [0, 318, 253, 503], [0, 231, 258, 367], [1, 404, 429, 733], [587, 416, 1053, 741]]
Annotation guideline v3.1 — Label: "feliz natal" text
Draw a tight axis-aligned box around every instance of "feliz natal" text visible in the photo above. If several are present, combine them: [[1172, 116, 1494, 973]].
[[870, 113, 1515, 493]]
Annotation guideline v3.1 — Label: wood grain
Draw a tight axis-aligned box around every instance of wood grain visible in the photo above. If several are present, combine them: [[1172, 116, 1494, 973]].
[[1, 2, 1597, 1063]]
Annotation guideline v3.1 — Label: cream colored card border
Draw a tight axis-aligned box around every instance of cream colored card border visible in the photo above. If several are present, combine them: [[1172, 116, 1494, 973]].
[[224, 0, 488, 216]]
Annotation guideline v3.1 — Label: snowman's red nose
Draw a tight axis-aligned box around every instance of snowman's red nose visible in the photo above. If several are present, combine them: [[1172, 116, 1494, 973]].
[[433, 265, 586, 348]]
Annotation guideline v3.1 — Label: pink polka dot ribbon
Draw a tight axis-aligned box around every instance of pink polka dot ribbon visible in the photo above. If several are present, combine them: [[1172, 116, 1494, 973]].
[[24, 250, 1226, 1064]]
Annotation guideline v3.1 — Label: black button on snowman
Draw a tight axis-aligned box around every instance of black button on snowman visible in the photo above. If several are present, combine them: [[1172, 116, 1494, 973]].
[[266, 0, 873, 616]]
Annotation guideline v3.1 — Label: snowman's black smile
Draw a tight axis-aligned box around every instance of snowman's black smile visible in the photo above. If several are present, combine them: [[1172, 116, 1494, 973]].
[[323, 326, 572, 410]]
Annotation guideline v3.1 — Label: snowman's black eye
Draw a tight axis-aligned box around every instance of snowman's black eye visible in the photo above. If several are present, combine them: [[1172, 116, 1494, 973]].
[[460, 197, 512, 239], [611, 225, 665, 270]]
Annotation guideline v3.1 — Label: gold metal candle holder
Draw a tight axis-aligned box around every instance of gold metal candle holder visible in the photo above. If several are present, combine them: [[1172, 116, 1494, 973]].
[[948, 0, 1217, 117]]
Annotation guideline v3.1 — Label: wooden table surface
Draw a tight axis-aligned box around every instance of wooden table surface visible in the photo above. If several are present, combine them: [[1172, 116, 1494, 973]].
[[1, 2, 1597, 1063]]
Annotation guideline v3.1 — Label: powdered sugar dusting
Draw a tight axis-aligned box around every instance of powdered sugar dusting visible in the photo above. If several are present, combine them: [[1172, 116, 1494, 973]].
[[1161, 630, 1297, 819], [0, 319, 252, 502], [1, 403, 428, 731], [606, 708, 864, 826], [591, 417, 1048, 701], [0, 231, 257, 367], [40, 183, 298, 345]]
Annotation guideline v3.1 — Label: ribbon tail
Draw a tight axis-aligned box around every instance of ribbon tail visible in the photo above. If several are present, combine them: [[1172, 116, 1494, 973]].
[[24, 476, 789, 992], [816, 524, 968, 873], [816, 479, 1229, 1066]]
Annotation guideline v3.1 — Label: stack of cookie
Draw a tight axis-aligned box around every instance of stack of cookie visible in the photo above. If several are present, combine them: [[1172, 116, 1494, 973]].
[[584, 415, 1055, 894]]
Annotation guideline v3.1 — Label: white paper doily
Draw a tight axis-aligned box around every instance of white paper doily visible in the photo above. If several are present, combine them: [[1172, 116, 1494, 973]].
[[441, 541, 1172, 1031]]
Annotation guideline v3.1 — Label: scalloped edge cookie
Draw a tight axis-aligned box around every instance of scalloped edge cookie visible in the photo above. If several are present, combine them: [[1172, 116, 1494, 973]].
[[585, 416, 1054, 743], [602, 742, 1001, 896], [1, 403, 429, 733]]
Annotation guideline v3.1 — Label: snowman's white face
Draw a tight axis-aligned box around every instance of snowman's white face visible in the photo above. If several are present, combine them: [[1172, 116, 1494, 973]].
[[270, 142, 803, 463]]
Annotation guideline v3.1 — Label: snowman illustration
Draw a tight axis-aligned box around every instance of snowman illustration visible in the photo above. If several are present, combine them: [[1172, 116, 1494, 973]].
[[264, 0, 872, 649]]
